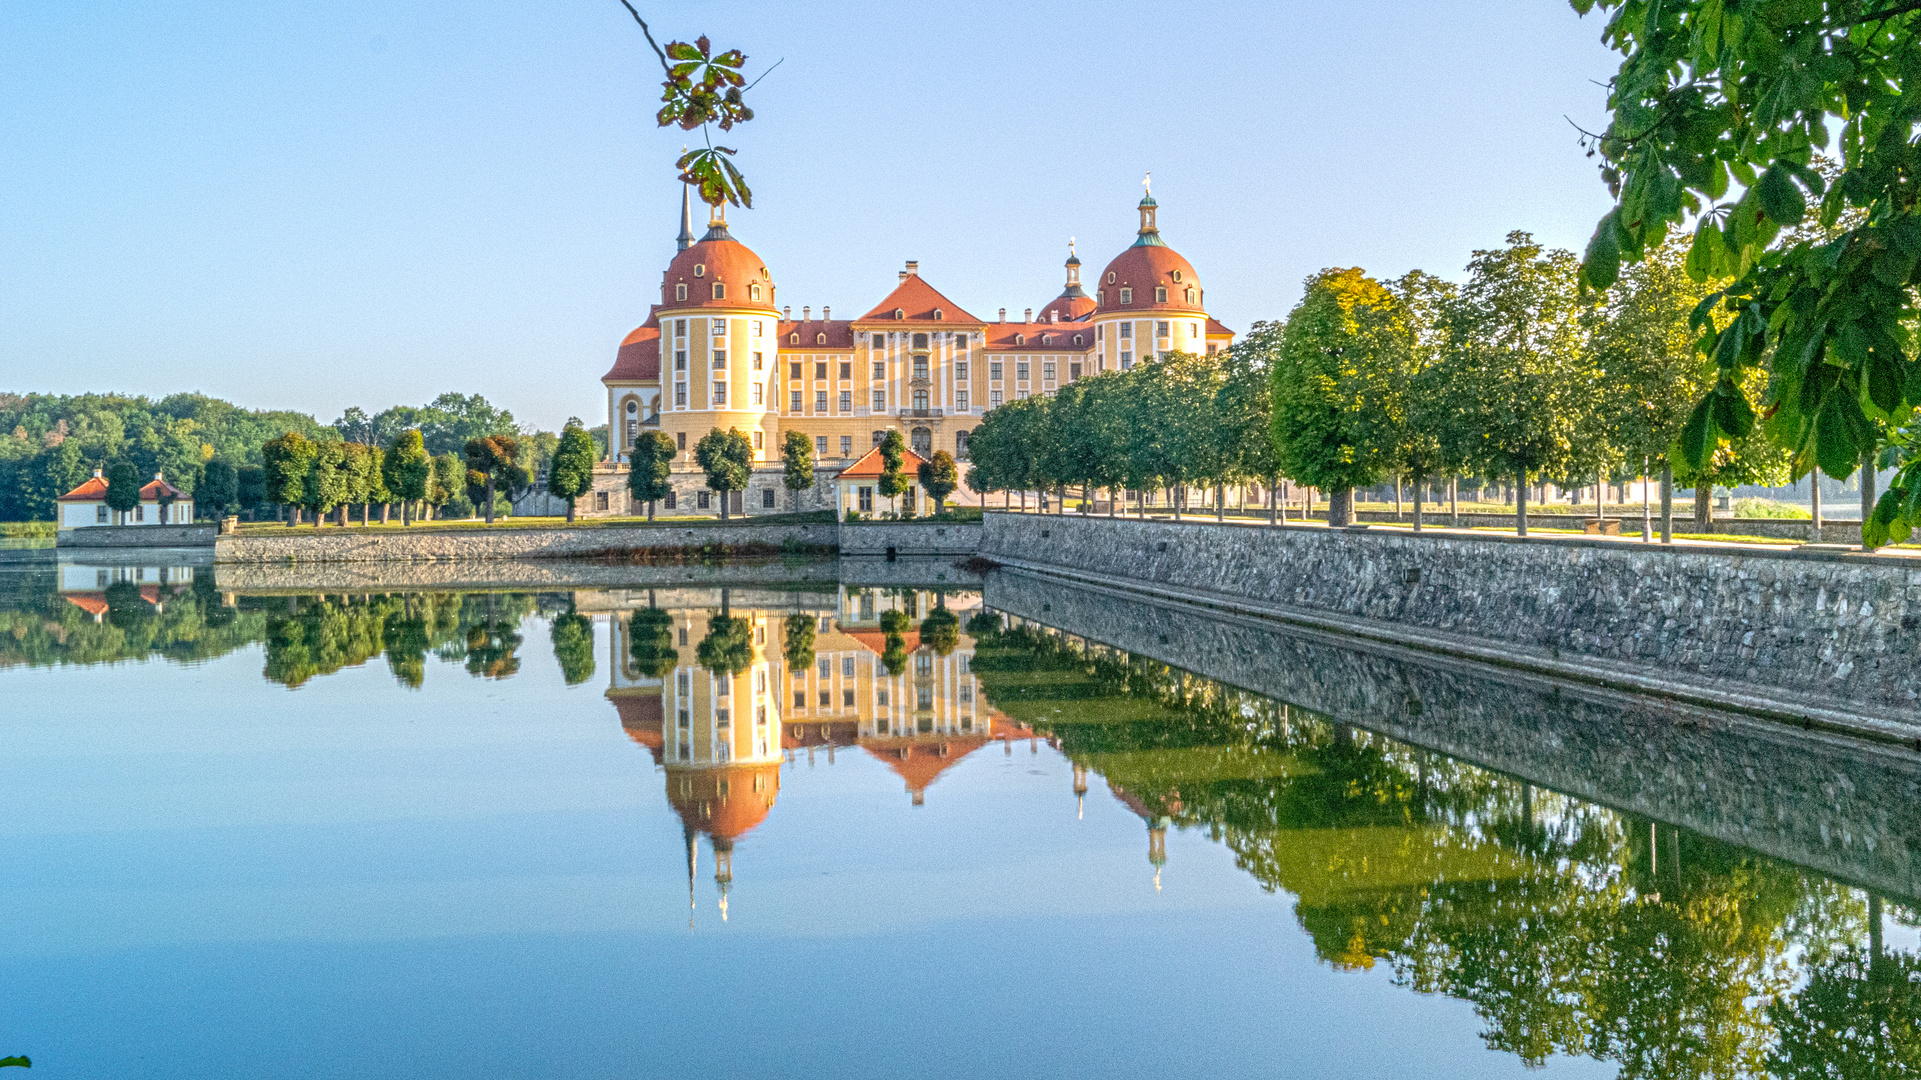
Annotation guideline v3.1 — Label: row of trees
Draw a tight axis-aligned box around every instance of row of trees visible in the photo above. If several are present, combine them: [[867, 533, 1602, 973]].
[[618, 425, 962, 520], [964, 229, 1794, 534]]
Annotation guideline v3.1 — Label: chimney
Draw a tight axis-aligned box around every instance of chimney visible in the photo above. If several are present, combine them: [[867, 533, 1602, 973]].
[[823, 305, 831, 319], [803, 306, 811, 320], [905, 260, 919, 277], [783, 305, 791, 319], [998, 308, 1006, 323], [92, 468, 102, 479], [1024, 308, 1033, 323]]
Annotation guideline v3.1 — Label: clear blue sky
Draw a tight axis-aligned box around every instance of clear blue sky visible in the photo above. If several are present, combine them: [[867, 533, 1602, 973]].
[[1, 1, 1621, 432]]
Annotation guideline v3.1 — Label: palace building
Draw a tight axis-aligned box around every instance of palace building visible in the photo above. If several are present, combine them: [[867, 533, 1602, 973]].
[[589, 185, 1233, 515]]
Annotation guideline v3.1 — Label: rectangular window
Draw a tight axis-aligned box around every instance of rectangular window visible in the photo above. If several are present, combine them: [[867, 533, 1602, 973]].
[[675, 383, 687, 407], [1156, 287, 1168, 303], [762, 488, 776, 508], [954, 334, 968, 351], [752, 351, 763, 370], [838, 390, 852, 412], [816, 362, 828, 379], [1016, 362, 1029, 381], [676, 283, 687, 301], [665, 490, 678, 508], [871, 334, 885, 349], [1017, 389, 1030, 400], [794, 691, 806, 709], [752, 431, 763, 450], [1120, 351, 1132, 369], [713, 382, 727, 405], [1043, 362, 1056, 381], [753, 322, 763, 338], [858, 487, 873, 511], [913, 356, 929, 379], [697, 490, 710, 509], [816, 435, 828, 456], [839, 362, 851, 380], [1192, 322, 1200, 336], [96, 505, 108, 523], [840, 435, 852, 456], [1157, 321, 1170, 338], [1069, 363, 1082, 380], [957, 390, 969, 411], [675, 350, 687, 370], [989, 390, 1003, 408], [959, 684, 973, 703], [872, 361, 885, 379], [711, 318, 727, 336], [956, 362, 968, 380], [818, 690, 831, 707], [1119, 287, 1132, 304], [815, 390, 829, 412], [677, 432, 686, 450], [716, 707, 729, 727], [790, 390, 802, 412], [877, 688, 889, 707], [1096, 323, 1103, 340], [843, 689, 856, 707], [751, 383, 763, 405], [989, 362, 1003, 381], [842, 656, 855, 677], [790, 361, 802, 379], [676, 319, 687, 336], [1119, 323, 1131, 339], [713, 349, 726, 369], [871, 390, 885, 411]]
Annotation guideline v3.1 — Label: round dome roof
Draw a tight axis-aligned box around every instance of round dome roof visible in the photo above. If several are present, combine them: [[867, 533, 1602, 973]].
[[666, 762, 781, 841], [661, 225, 778, 313], [1039, 291, 1097, 322], [1095, 243, 1204, 315]]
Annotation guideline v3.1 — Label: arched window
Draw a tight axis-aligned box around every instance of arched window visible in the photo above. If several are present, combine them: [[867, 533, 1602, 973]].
[[676, 283, 688, 302], [894, 309, 905, 320], [712, 283, 726, 300], [1014, 333, 1025, 345], [1073, 334, 1084, 346], [1041, 334, 1053, 345], [933, 308, 944, 320], [872, 430, 886, 446], [789, 332, 799, 344], [955, 429, 971, 459], [816, 332, 826, 345], [749, 283, 761, 300], [911, 426, 931, 453], [1155, 286, 1168, 302], [1185, 287, 1196, 304]]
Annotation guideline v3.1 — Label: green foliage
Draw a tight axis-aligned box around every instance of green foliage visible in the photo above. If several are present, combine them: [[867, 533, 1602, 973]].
[[693, 427, 752, 517], [262, 432, 318, 515], [384, 429, 431, 506], [876, 429, 910, 501], [629, 430, 678, 515], [463, 435, 524, 524], [548, 418, 598, 518], [305, 441, 350, 520], [780, 429, 815, 507], [1768, 947, 1921, 1077], [549, 607, 595, 685], [104, 459, 141, 515], [1269, 269, 1410, 493], [782, 611, 816, 670], [629, 606, 679, 678], [427, 453, 462, 513], [0, 1056, 27, 1067], [615, 5, 762, 209], [1734, 497, 1812, 519], [199, 459, 239, 518], [920, 605, 960, 657], [696, 612, 754, 675], [1575, 0, 1921, 543], [917, 450, 960, 511]]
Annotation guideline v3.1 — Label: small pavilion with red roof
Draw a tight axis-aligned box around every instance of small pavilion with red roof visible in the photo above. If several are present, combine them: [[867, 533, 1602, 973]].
[[832, 444, 929, 520], [55, 469, 194, 528]]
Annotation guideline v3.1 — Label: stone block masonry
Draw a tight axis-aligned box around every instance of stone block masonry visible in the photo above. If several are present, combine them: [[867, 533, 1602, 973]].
[[58, 524, 216, 548], [215, 521, 835, 564], [981, 512, 1921, 728]]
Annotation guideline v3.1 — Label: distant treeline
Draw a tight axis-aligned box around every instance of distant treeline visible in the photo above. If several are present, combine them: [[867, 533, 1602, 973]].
[[0, 391, 593, 522]]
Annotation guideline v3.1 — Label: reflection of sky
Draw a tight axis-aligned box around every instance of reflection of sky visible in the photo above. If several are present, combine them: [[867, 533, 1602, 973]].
[[0, 610, 1636, 1077]]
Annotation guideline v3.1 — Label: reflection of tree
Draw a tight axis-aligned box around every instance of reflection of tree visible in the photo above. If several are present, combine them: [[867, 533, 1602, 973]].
[[382, 604, 429, 689], [629, 607, 678, 678], [1769, 947, 1921, 1077], [971, 614, 1911, 1079], [782, 612, 816, 671], [697, 614, 753, 676], [878, 609, 910, 675], [259, 592, 536, 688], [0, 570, 264, 671], [920, 606, 959, 657], [549, 607, 594, 685], [464, 615, 522, 680]]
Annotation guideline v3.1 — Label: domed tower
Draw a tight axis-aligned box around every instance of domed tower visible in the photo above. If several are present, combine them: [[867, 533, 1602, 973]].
[[1090, 182, 1218, 372], [1037, 240, 1096, 323], [653, 205, 783, 480]]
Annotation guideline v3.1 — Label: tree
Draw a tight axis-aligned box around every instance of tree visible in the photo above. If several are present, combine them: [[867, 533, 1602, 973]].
[[463, 435, 522, 525], [550, 606, 595, 685], [876, 429, 910, 516], [781, 429, 815, 512], [1431, 233, 1596, 536], [384, 429, 431, 525], [629, 431, 676, 521], [262, 432, 318, 525], [1768, 947, 1921, 1077], [547, 418, 597, 522], [338, 442, 374, 525], [427, 453, 463, 519], [364, 445, 392, 523], [918, 450, 960, 514], [1573, 0, 1921, 545], [200, 459, 240, 520], [629, 606, 679, 679], [1217, 336, 1282, 522], [782, 612, 816, 671], [236, 464, 266, 520], [693, 427, 752, 519], [305, 440, 350, 527], [920, 605, 960, 656], [419, 393, 518, 458], [104, 460, 140, 525], [696, 613, 754, 675], [1270, 269, 1410, 526]]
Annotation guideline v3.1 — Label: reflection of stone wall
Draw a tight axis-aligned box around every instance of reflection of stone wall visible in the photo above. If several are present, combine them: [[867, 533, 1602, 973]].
[[987, 569, 1921, 904], [983, 512, 1921, 725], [214, 558, 839, 593], [215, 521, 836, 564]]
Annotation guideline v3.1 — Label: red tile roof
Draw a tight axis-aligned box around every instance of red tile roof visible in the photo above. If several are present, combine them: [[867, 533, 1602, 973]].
[[139, 476, 188, 501], [1095, 244, 1205, 315], [659, 229, 779, 314], [1207, 316, 1235, 337], [63, 593, 109, 617], [983, 323, 1094, 352], [835, 445, 930, 480], [857, 274, 982, 325], [1038, 292, 1097, 322], [604, 312, 662, 383], [861, 735, 993, 798], [777, 319, 856, 350], [842, 628, 923, 656], [57, 475, 109, 501]]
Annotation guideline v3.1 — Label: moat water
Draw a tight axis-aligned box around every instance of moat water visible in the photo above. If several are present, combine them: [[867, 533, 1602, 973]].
[[1, 556, 1917, 1079]]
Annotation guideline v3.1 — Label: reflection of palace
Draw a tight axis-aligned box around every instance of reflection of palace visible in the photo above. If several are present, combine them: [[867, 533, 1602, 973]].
[[57, 562, 196, 621], [586, 587, 1033, 919]]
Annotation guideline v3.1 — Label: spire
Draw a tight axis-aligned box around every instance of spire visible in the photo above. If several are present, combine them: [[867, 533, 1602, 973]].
[[1134, 180, 1165, 248], [685, 825, 698, 931], [676, 182, 695, 251], [1062, 239, 1085, 296]]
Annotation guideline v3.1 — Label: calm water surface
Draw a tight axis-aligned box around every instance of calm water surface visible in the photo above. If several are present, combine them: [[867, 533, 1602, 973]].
[[1, 558, 1916, 1079]]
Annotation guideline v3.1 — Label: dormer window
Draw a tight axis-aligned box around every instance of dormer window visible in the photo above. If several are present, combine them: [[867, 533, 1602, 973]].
[[1119, 288, 1133, 305], [1106, 271, 1116, 284], [1155, 286, 1168, 302], [749, 283, 762, 300], [1014, 333, 1025, 345], [694, 264, 706, 277], [894, 309, 905, 320], [1185, 287, 1196, 304], [676, 283, 688, 302], [1171, 270, 1182, 283], [712, 283, 726, 300], [1073, 334, 1084, 346], [1041, 334, 1053, 345], [1097, 290, 1105, 304], [933, 308, 944, 320], [816, 332, 826, 345], [789, 333, 799, 345]]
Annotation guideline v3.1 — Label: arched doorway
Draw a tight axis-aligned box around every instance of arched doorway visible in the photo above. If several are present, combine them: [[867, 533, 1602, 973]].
[[911, 427, 932, 454]]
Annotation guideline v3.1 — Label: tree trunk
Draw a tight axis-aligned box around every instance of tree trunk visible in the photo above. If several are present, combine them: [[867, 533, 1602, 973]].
[[381, 503, 391, 525], [1694, 480, 1712, 528], [647, 498, 656, 522], [1329, 487, 1353, 528], [1449, 477, 1458, 527], [1810, 476, 1822, 537], [484, 477, 496, 524], [1413, 477, 1424, 532], [1660, 464, 1673, 544], [1862, 449, 1877, 534], [1171, 486, 1181, 520], [1641, 459, 1652, 542], [402, 499, 411, 526], [1394, 475, 1402, 519], [566, 495, 576, 523], [1516, 473, 1529, 537], [1215, 483, 1225, 522], [1270, 480, 1279, 525]]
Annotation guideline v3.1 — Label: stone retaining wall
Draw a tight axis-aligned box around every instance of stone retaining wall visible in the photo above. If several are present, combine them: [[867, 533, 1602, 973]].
[[984, 570, 1921, 902], [211, 556, 839, 593], [838, 521, 983, 557], [58, 524, 216, 548], [981, 511, 1921, 724], [214, 521, 835, 564]]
